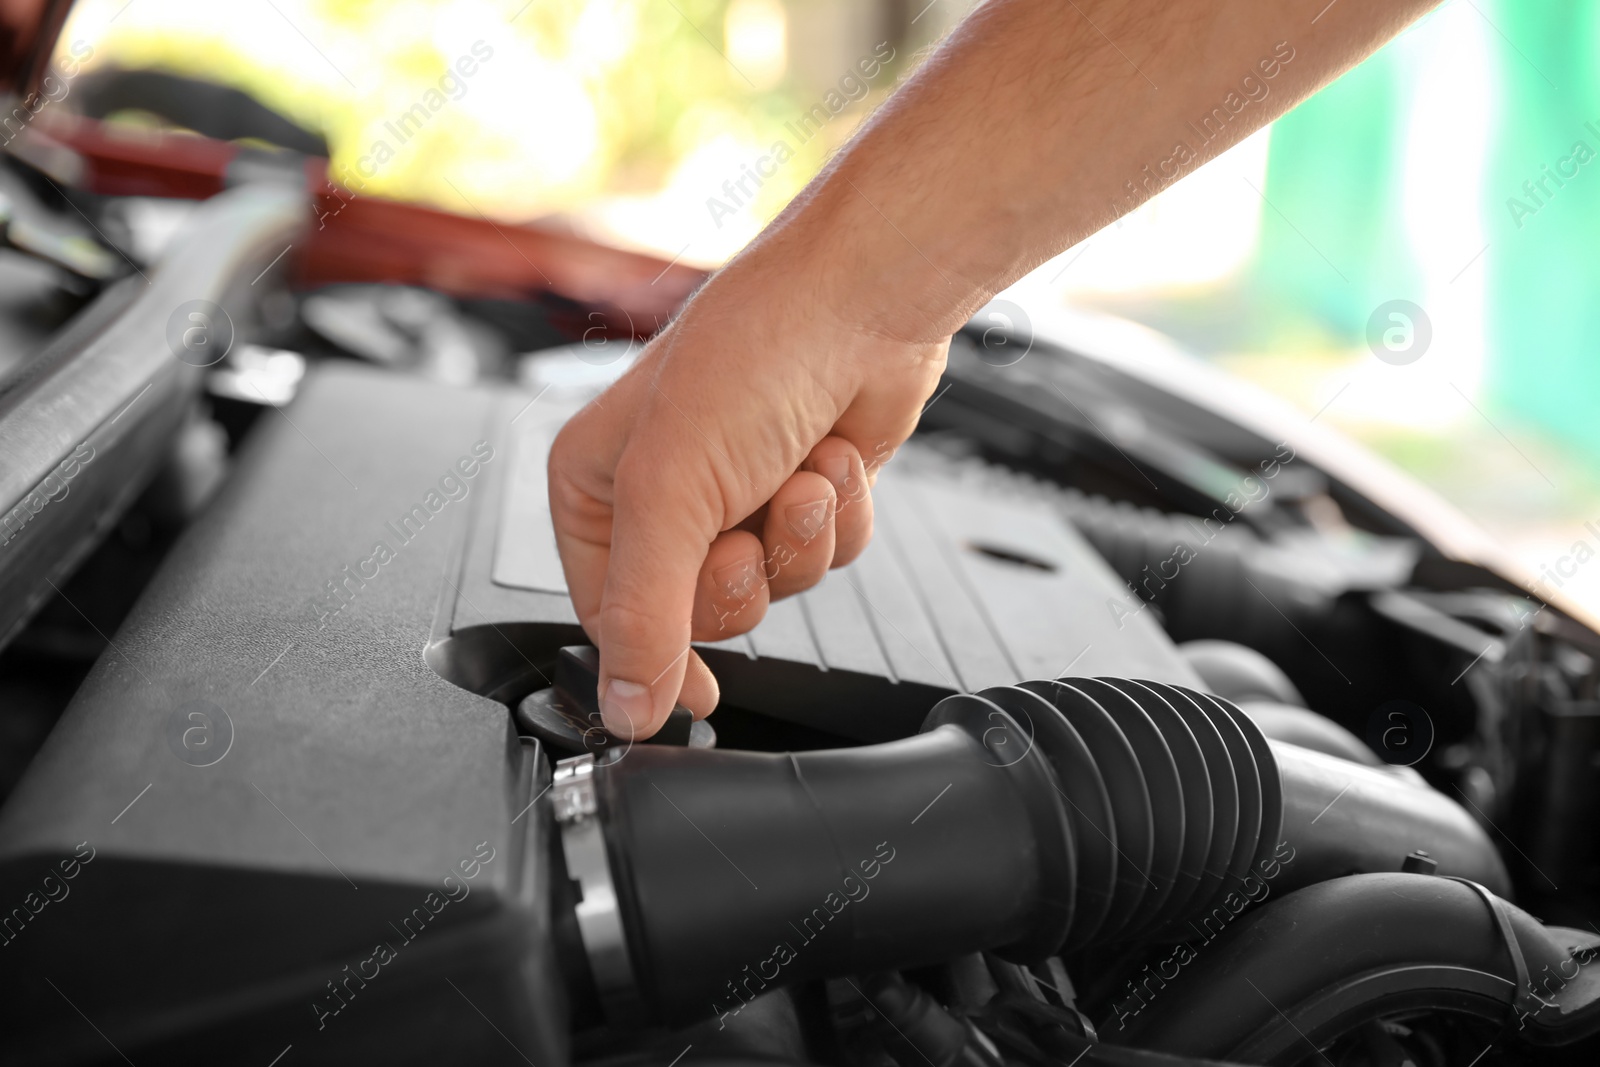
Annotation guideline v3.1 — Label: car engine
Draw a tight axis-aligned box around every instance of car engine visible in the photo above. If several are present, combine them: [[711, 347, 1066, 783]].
[[3, 127, 1600, 1067]]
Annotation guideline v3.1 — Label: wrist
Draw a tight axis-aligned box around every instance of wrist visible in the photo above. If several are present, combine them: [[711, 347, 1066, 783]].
[[733, 164, 994, 347]]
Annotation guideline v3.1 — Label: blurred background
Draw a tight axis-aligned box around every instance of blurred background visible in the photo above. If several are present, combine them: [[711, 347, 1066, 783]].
[[52, 0, 1600, 613]]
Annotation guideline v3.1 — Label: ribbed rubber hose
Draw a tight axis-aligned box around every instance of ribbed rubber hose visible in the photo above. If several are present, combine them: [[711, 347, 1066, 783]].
[[587, 678, 1506, 1025]]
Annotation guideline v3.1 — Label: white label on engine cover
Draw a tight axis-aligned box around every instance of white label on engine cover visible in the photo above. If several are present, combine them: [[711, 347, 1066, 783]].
[[491, 399, 576, 595]]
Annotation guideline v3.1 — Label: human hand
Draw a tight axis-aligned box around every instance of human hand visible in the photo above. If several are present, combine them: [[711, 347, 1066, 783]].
[[547, 243, 948, 739], [547, 0, 1441, 741]]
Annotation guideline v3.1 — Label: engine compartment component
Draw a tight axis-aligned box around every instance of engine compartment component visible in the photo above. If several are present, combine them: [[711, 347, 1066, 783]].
[[574, 673, 1512, 1031], [519, 644, 714, 755], [2, 125, 1600, 1062], [0, 182, 303, 647], [1113, 873, 1600, 1061]]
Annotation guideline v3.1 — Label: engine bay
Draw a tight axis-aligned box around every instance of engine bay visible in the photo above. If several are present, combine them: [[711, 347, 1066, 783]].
[[3, 160, 1600, 1067]]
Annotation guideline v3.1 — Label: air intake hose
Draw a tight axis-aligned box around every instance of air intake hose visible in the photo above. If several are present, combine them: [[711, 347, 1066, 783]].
[[554, 677, 1507, 1024], [1111, 872, 1600, 1058]]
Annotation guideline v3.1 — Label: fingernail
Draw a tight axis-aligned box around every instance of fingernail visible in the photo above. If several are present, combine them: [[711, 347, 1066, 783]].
[[601, 679, 653, 737], [786, 498, 831, 542]]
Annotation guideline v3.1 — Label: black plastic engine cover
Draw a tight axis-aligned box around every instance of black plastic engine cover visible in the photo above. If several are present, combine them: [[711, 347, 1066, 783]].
[[0, 361, 1197, 1064]]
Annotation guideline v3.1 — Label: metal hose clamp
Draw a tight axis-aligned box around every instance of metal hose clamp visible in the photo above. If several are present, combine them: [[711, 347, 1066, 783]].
[[552, 754, 637, 1014]]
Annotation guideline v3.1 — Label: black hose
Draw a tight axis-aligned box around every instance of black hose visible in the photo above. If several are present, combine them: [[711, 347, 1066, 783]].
[[1108, 872, 1600, 1061], [595, 712, 1074, 1025], [1272, 741, 1506, 894], [1055, 491, 1337, 657], [582, 678, 1508, 1026]]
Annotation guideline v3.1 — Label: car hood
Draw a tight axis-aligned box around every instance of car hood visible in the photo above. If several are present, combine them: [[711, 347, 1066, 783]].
[[0, 0, 71, 103]]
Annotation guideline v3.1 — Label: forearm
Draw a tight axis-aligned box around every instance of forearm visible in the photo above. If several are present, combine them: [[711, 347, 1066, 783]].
[[749, 0, 1439, 343], [554, 0, 1445, 738]]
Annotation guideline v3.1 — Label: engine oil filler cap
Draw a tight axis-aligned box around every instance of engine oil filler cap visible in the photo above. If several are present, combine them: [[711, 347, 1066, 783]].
[[518, 645, 715, 755]]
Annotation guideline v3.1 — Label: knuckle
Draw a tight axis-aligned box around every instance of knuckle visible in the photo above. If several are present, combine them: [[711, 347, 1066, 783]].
[[615, 445, 724, 537], [547, 463, 593, 520]]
